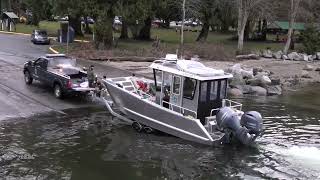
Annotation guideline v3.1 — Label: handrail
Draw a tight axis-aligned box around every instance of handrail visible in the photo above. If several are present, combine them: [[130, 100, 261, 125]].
[[137, 90, 152, 99], [162, 101, 197, 118], [210, 99, 243, 116]]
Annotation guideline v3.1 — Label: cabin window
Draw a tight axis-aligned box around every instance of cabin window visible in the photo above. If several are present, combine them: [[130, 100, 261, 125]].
[[220, 80, 227, 99], [173, 76, 181, 95], [153, 70, 162, 91], [183, 78, 196, 99], [210, 81, 218, 100], [200, 82, 208, 102]]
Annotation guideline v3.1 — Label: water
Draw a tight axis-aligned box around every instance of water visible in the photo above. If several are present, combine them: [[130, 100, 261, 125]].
[[0, 88, 320, 180]]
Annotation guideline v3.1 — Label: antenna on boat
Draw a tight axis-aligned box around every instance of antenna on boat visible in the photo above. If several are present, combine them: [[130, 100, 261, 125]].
[[180, 0, 186, 60]]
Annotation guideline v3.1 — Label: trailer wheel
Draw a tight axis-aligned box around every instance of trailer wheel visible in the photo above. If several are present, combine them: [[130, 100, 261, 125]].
[[54, 84, 64, 99], [132, 122, 143, 132], [24, 71, 33, 85], [144, 127, 154, 134]]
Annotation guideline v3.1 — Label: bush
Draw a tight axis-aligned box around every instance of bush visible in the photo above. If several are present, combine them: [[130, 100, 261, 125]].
[[301, 25, 320, 54]]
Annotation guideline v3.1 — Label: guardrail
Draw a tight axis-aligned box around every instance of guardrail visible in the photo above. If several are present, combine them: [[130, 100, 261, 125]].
[[162, 101, 197, 118], [210, 99, 243, 116]]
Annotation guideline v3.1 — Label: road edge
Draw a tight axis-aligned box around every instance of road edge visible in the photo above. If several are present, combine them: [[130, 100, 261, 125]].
[[0, 30, 90, 43]]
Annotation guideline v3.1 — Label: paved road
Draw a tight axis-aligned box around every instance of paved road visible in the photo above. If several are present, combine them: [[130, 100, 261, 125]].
[[0, 33, 130, 121]]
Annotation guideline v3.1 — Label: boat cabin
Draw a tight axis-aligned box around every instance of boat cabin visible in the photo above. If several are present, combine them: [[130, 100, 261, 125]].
[[150, 58, 233, 124]]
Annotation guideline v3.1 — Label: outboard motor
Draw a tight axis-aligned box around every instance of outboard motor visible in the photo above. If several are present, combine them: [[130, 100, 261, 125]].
[[216, 107, 263, 145]]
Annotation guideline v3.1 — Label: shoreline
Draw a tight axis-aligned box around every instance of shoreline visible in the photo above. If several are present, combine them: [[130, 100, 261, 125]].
[[90, 58, 320, 95]]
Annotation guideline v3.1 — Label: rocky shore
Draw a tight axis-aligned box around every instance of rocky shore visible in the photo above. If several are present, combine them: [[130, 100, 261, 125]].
[[91, 58, 320, 96]]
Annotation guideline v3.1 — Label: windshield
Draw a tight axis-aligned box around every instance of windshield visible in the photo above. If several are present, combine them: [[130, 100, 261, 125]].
[[35, 31, 47, 36], [48, 57, 76, 67]]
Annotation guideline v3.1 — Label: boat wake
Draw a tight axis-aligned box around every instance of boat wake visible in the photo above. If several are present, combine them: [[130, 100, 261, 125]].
[[286, 146, 320, 169]]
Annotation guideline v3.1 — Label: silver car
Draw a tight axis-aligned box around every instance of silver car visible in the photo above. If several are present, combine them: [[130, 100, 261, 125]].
[[31, 30, 50, 45]]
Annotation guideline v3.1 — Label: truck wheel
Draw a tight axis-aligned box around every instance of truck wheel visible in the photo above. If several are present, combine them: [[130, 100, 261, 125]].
[[54, 84, 64, 99], [24, 71, 33, 85]]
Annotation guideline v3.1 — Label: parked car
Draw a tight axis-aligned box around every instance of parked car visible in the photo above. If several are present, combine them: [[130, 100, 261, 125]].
[[23, 54, 95, 99], [31, 30, 50, 45]]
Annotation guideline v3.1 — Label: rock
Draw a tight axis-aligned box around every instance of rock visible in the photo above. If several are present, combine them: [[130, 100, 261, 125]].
[[312, 54, 317, 61], [228, 88, 243, 97], [260, 75, 272, 86], [282, 55, 289, 60], [282, 81, 292, 88], [247, 75, 271, 87], [316, 52, 320, 60], [236, 54, 260, 60], [241, 69, 254, 79], [308, 55, 314, 62], [253, 67, 263, 76], [301, 70, 312, 78], [262, 49, 273, 58], [229, 64, 242, 74], [234, 85, 252, 94], [315, 67, 320, 71], [271, 78, 281, 85], [264, 70, 271, 76], [301, 54, 309, 61], [250, 86, 267, 96], [288, 52, 302, 61], [267, 85, 282, 96], [191, 55, 200, 61], [273, 50, 283, 59], [230, 74, 246, 87], [255, 74, 271, 86], [303, 64, 314, 71]]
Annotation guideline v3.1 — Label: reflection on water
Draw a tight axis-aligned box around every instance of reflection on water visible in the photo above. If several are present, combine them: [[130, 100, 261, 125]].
[[0, 88, 320, 179]]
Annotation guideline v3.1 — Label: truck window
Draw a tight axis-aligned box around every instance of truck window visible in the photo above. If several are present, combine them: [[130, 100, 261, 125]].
[[35, 59, 47, 69], [183, 77, 196, 99]]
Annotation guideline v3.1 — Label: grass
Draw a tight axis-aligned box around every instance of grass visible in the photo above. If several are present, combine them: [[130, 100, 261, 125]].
[[15, 21, 60, 36], [15, 20, 290, 59]]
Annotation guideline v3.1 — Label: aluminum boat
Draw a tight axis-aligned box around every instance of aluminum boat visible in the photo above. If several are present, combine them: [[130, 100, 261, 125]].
[[102, 55, 263, 146]]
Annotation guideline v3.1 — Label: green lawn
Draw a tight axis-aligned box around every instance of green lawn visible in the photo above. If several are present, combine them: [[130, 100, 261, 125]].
[[14, 21, 290, 58], [15, 21, 60, 36]]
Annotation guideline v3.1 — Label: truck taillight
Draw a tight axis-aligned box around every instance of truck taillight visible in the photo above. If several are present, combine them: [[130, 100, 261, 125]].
[[67, 80, 72, 89]]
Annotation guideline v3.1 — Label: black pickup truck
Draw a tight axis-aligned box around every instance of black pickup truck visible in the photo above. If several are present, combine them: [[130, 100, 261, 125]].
[[23, 54, 95, 99]]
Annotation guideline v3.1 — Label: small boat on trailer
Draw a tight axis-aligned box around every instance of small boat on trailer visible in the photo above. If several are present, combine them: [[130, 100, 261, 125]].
[[102, 55, 263, 146]]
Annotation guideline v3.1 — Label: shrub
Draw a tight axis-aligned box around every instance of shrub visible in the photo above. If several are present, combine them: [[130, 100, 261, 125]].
[[301, 25, 320, 54]]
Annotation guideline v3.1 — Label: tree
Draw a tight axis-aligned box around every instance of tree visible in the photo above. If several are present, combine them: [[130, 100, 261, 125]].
[[237, 0, 265, 53], [216, 0, 237, 32], [155, 0, 181, 28], [196, 0, 216, 42], [301, 25, 320, 55], [283, 0, 301, 54], [91, 0, 117, 49], [25, 0, 46, 26], [115, 0, 129, 39], [51, 0, 85, 36], [137, 0, 158, 40]]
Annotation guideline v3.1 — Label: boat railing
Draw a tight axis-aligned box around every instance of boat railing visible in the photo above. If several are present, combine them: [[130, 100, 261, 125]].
[[162, 101, 197, 118], [137, 90, 153, 99], [210, 99, 243, 116]]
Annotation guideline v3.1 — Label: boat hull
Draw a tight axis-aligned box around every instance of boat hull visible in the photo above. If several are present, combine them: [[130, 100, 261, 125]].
[[105, 80, 224, 146]]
